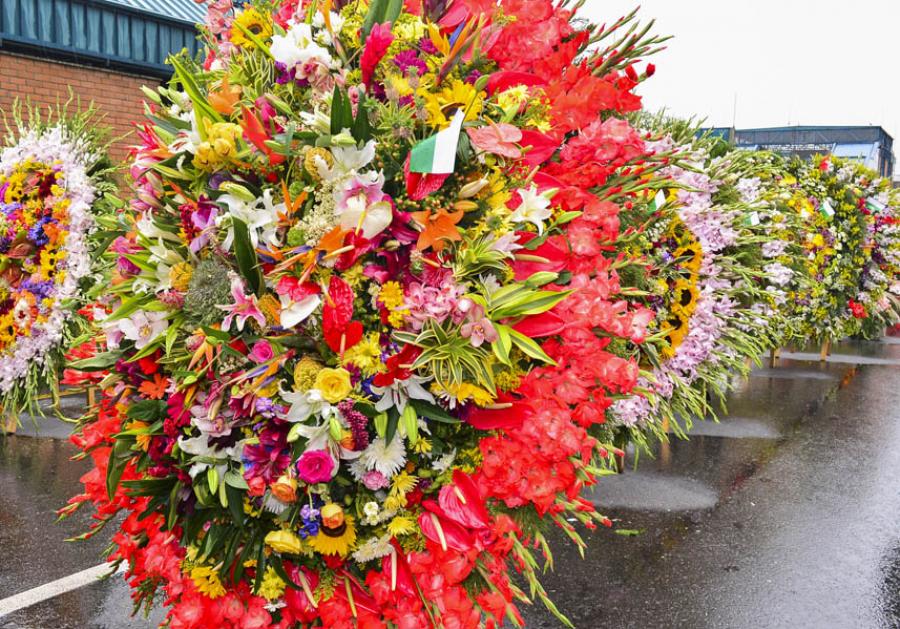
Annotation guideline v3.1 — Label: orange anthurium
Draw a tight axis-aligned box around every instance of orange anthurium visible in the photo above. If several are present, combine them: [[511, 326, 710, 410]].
[[410, 208, 464, 251], [209, 76, 242, 116]]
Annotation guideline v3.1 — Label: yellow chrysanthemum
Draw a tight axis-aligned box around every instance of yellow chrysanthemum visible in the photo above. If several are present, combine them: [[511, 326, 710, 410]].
[[342, 333, 383, 376], [230, 7, 272, 48], [169, 261, 194, 292], [257, 566, 286, 601], [189, 566, 226, 599], [386, 515, 416, 537], [391, 471, 418, 496], [307, 515, 357, 557], [378, 282, 405, 309]]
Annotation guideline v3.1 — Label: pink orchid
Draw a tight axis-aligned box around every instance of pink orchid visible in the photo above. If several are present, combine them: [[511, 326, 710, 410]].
[[459, 305, 499, 347], [219, 278, 266, 332], [466, 123, 523, 159]]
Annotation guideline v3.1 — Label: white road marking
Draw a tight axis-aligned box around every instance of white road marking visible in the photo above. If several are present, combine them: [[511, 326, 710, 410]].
[[0, 563, 120, 617]]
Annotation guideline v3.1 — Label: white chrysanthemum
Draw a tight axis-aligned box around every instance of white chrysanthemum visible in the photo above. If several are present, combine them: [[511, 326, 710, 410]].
[[351, 534, 394, 563], [359, 437, 407, 478]]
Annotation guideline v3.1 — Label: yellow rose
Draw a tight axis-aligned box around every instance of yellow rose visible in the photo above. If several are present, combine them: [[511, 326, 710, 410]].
[[314, 367, 352, 403], [265, 529, 303, 555]]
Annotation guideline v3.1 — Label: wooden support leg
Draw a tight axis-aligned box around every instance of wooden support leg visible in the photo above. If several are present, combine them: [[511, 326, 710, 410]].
[[819, 339, 831, 362], [769, 347, 780, 368], [87, 386, 97, 408], [2, 408, 15, 434], [659, 416, 672, 467]]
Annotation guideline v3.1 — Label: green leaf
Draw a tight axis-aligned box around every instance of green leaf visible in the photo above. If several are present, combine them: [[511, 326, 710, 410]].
[[126, 399, 167, 422], [492, 289, 572, 319], [224, 470, 249, 490], [360, 0, 388, 41], [166, 482, 181, 530], [408, 398, 460, 424], [352, 92, 371, 142], [232, 217, 264, 296], [330, 84, 347, 136], [508, 328, 556, 364], [68, 350, 122, 372], [105, 438, 131, 500], [491, 324, 513, 365], [385, 407, 400, 445]]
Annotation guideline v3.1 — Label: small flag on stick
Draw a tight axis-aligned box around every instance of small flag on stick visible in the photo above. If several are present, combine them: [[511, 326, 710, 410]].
[[409, 109, 466, 175]]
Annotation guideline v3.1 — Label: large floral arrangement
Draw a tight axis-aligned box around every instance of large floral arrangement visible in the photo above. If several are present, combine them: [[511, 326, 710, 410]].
[[0, 107, 114, 412], [65, 1, 667, 626], [782, 155, 900, 342], [610, 122, 781, 436]]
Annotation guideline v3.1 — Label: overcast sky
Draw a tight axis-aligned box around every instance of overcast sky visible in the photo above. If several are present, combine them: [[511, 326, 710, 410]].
[[581, 1, 900, 139]]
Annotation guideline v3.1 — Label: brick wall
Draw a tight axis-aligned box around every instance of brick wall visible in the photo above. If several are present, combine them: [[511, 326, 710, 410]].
[[0, 51, 160, 165]]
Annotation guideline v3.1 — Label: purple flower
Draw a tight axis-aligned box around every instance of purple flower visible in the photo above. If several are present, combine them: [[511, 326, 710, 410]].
[[392, 50, 427, 77], [242, 428, 291, 484]]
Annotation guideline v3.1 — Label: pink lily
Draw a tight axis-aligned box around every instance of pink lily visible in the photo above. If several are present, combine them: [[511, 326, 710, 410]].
[[219, 277, 266, 332]]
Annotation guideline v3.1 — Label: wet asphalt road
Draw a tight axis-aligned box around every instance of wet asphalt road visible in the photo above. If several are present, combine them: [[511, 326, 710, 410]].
[[1, 341, 899, 628]]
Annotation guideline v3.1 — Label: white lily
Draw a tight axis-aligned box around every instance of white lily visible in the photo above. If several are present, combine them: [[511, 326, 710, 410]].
[[510, 185, 556, 235], [371, 374, 435, 414], [279, 292, 321, 329]]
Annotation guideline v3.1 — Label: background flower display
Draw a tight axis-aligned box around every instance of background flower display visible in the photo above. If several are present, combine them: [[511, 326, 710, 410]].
[[781, 156, 900, 343], [610, 121, 784, 441], [63, 1, 668, 627], [0, 105, 115, 414]]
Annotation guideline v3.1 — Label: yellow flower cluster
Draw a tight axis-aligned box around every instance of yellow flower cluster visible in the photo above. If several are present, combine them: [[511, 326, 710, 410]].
[[193, 122, 242, 171]]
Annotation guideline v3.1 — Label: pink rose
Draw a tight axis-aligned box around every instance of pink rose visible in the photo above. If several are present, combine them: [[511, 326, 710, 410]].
[[362, 470, 389, 490], [249, 340, 275, 363], [296, 449, 335, 484]]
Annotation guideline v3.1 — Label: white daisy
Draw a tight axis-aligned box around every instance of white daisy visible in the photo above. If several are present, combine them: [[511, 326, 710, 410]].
[[359, 437, 407, 478]]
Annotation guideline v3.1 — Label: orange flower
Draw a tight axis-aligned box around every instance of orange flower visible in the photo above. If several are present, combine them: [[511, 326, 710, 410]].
[[410, 208, 464, 252], [209, 76, 242, 116], [138, 373, 169, 400], [125, 420, 152, 452]]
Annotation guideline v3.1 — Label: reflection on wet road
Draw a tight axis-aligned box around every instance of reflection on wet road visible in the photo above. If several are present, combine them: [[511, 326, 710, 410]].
[[1, 340, 899, 628]]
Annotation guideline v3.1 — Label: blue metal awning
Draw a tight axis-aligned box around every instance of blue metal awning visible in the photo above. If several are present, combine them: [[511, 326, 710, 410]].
[[102, 0, 204, 24], [1, 0, 202, 78]]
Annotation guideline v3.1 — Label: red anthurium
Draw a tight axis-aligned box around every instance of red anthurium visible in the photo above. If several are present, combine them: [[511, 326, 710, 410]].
[[417, 509, 476, 552], [403, 154, 449, 201], [282, 565, 320, 624], [464, 393, 531, 431], [333, 570, 381, 615], [486, 70, 546, 95], [512, 310, 566, 337], [510, 232, 567, 281], [519, 129, 560, 166], [372, 344, 421, 387], [241, 106, 285, 166], [322, 276, 363, 353], [379, 543, 417, 597], [275, 276, 320, 301], [437, 470, 491, 530]]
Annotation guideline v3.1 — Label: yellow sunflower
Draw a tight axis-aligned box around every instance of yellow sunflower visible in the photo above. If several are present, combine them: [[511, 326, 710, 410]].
[[307, 509, 357, 557], [418, 79, 485, 129], [230, 8, 273, 48]]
